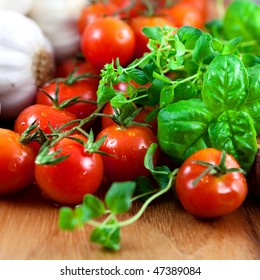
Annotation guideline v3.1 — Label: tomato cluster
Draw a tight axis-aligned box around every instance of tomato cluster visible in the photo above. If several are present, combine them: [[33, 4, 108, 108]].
[[0, 0, 249, 218]]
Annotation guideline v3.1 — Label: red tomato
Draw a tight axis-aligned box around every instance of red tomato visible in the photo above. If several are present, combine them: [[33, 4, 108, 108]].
[[181, 0, 207, 20], [14, 104, 77, 153], [109, 0, 147, 18], [55, 55, 100, 78], [35, 134, 104, 205], [81, 16, 136, 70], [0, 129, 36, 194], [36, 79, 98, 120], [129, 15, 175, 58], [77, 2, 118, 35], [175, 148, 248, 218], [167, 3, 204, 29], [96, 125, 159, 182]]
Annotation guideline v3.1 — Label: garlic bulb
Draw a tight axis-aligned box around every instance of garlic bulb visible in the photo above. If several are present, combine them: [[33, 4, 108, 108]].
[[29, 0, 88, 61], [0, 0, 33, 15], [0, 10, 55, 119]]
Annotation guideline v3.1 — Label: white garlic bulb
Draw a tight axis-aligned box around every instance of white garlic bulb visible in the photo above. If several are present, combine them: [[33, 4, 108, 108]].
[[0, 10, 55, 119]]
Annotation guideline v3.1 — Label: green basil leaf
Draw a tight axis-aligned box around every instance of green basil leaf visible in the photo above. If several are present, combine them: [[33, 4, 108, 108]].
[[223, 0, 260, 52], [97, 86, 116, 105], [159, 85, 175, 107], [192, 33, 216, 65], [202, 54, 248, 116], [126, 69, 149, 85], [142, 26, 163, 41], [222, 36, 242, 55], [105, 181, 136, 214], [157, 99, 213, 164], [173, 81, 199, 102], [242, 54, 260, 67], [110, 94, 128, 108], [242, 65, 260, 134], [177, 26, 203, 49], [208, 110, 257, 171]]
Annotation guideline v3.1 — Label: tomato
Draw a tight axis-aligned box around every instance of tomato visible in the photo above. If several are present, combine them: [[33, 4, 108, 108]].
[[81, 16, 136, 70], [96, 124, 159, 182], [36, 79, 98, 120], [0, 129, 36, 194], [14, 104, 77, 153], [77, 2, 118, 35], [55, 55, 100, 78], [35, 134, 103, 205], [129, 15, 175, 58], [181, 0, 207, 21], [109, 0, 147, 18], [166, 3, 204, 29], [175, 148, 248, 218]]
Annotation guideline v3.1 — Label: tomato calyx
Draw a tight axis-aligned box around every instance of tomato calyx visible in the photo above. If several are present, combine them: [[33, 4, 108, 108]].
[[192, 150, 246, 186], [19, 120, 48, 146], [39, 81, 97, 111]]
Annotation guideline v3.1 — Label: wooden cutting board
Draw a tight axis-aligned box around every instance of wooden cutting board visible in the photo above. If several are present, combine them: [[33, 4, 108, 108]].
[[0, 184, 259, 260]]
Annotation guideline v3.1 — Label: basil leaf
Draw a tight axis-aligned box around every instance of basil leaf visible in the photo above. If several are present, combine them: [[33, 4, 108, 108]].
[[142, 26, 163, 41], [126, 69, 149, 85], [223, 0, 260, 53], [157, 99, 213, 164], [242, 65, 260, 134], [177, 26, 203, 49], [208, 110, 257, 171], [202, 54, 248, 116], [192, 33, 216, 65]]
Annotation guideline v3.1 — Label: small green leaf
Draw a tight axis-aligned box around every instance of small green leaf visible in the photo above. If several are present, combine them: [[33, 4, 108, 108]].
[[174, 37, 186, 57], [126, 69, 149, 85], [58, 207, 77, 230], [97, 86, 116, 105], [142, 26, 163, 41], [90, 224, 120, 251], [153, 166, 171, 189], [110, 94, 128, 108], [177, 26, 203, 49], [82, 194, 106, 219], [144, 143, 158, 172], [193, 33, 215, 65], [160, 86, 175, 108], [222, 37, 242, 55], [105, 181, 136, 214]]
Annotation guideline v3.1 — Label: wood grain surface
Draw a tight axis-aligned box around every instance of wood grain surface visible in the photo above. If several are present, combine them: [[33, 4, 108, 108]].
[[0, 183, 259, 260]]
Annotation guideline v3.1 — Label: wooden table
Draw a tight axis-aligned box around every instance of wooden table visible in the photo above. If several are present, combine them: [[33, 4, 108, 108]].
[[0, 183, 259, 260]]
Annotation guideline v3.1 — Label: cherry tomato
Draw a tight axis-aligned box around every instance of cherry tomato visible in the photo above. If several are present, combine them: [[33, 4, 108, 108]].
[[77, 2, 118, 35], [96, 124, 159, 182], [36, 79, 98, 120], [129, 15, 175, 58], [109, 0, 147, 18], [175, 148, 248, 218], [14, 104, 77, 153], [167, 3, 204, 29], [181, 0, 208, 21], [35, 134, 104, 205], [55, 55, 100, 78], [0, 128, 36, 194], [81, 16, 136, 70]]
